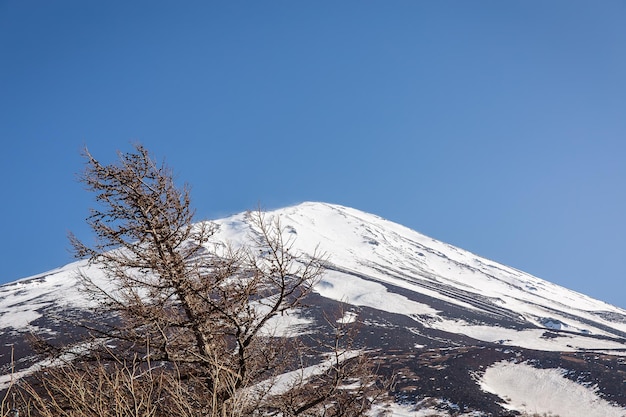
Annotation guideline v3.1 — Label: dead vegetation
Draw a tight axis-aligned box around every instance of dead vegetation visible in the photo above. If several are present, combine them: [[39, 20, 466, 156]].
[[2, 144, 387, 417]]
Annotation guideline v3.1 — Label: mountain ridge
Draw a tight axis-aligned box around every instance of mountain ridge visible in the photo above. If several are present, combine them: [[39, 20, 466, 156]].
[[2, 201, 626, 416]]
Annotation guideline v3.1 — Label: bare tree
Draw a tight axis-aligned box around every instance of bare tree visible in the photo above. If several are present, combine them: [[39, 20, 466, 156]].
[[12, 144, 386, 417]]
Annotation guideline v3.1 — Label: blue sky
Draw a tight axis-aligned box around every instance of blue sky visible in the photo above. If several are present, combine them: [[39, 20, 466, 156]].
[[1, 2, 625, 307]]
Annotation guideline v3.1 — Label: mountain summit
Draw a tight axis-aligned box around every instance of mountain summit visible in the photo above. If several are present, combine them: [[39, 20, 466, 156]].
[[2, 202, 626, 416]]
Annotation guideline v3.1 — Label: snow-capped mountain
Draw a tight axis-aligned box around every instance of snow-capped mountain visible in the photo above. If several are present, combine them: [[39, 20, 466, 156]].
[[2, 202, 626, 416]]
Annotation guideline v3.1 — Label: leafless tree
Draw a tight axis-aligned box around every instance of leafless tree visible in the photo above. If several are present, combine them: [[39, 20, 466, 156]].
[[10, 144, 386, 417]]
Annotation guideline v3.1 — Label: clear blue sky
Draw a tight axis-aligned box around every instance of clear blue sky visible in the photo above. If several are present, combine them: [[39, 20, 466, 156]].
[[1, 2, 625, 307]]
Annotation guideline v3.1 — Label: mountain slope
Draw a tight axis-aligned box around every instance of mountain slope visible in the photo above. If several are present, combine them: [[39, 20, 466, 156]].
[[2, 202, 626, 416], [219, 202, 626, 351]]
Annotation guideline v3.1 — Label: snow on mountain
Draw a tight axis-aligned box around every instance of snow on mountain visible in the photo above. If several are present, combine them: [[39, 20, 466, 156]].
[[2, 201, 626, 415], [480, 361, 625, 417], [206, 202, 626, 353]]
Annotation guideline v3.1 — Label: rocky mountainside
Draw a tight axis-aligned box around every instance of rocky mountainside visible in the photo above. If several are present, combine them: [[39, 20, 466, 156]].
[[2, 202, 626, 416]]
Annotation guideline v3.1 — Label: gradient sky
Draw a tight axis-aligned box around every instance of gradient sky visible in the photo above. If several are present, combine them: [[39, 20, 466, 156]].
[[1, 2, 625, 307]]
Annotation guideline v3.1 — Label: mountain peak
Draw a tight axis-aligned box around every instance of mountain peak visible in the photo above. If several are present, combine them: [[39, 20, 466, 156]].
[[2, 202, 626, 416]]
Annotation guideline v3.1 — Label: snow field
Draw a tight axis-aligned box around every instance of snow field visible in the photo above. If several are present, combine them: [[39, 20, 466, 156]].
[[480, 361, 626, 417]]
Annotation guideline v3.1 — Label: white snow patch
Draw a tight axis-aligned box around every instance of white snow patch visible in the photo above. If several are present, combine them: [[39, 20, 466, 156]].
[[370, 400, 483, 416], [427, 320, 626, 353], [480, 361, 626, 417], [252, 350, 361, 397], [259, 308, 313, 337], [337, 311, 358, 324], [314, 271, 439, 317]]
